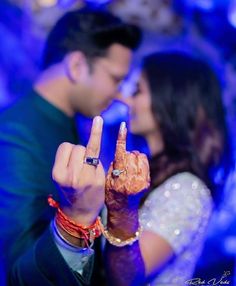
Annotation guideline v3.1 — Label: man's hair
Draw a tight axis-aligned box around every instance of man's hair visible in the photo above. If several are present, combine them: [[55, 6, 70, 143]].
[[41, 8, 141, 69]]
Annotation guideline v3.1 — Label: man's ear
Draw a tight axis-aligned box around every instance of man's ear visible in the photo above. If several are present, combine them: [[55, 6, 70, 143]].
[[64, 51, 89, 83]]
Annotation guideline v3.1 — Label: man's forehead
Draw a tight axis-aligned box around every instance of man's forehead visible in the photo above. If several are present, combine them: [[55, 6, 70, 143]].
[[104, 43, 132, 73], [106, 44, 132, 62], [107, 43, 132, 57]]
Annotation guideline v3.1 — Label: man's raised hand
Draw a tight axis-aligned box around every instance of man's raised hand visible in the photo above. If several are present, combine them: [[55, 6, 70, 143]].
[[52, 116, 105, 226]]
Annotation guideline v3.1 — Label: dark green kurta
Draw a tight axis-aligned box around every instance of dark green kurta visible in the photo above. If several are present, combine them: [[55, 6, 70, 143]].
[[0, 89, 87, 285]]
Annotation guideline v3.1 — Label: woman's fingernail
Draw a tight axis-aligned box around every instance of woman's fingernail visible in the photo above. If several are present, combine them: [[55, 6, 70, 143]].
[[120, 122, 126, 133]]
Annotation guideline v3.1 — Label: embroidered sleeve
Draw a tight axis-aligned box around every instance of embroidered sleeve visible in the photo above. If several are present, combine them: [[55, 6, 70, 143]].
[[139, 172, 213, 255]]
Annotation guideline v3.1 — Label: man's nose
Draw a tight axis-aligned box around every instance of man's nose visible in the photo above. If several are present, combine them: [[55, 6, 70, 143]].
[[115, 93, 132, 107]]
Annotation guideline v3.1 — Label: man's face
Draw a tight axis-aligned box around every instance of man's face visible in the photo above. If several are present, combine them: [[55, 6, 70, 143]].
[[72, 44, 132, 117]]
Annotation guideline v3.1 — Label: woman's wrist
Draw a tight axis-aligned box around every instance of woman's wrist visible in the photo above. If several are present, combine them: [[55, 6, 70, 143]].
[[107, 208, 139, 239]]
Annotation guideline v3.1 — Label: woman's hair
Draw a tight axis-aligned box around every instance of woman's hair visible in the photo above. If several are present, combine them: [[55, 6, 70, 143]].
[[143, 51, 231, 201]]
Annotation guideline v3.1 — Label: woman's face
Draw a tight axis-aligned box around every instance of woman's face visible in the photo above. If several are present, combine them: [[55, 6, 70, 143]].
[[129, 74, 157, 136]]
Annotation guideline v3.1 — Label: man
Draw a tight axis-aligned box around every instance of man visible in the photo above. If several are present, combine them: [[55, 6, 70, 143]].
[[0, 8, 141, 285]]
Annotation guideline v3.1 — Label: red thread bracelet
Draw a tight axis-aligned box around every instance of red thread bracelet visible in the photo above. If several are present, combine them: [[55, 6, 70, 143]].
[[48, 195, 102, 247]]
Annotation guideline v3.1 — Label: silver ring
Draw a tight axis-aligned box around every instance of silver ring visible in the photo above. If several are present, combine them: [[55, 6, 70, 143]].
[[112, 169, 125, 177], [84, 157, 99, 167]]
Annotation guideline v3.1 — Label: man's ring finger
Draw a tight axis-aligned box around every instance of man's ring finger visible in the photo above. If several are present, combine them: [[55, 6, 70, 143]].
[[84, 157, 99, 167]]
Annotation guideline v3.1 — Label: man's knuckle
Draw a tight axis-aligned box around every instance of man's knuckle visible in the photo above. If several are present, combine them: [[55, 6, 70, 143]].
[[52, 169, 64, 184], [71, 179, 79, 189], [73, 145, 86, 154], [59, 142, 73, 151]]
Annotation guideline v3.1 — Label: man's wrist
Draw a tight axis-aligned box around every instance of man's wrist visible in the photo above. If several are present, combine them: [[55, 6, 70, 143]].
[[61, 206, 98, 226], [52, 203, 102, 247], [56, 223, 90, 248]]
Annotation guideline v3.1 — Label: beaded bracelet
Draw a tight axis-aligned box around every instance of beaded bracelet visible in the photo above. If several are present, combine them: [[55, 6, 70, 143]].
[[48, 195, 102, 248], [101, 225, 143, 247]]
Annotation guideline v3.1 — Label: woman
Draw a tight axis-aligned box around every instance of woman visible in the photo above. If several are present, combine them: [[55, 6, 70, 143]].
[[104, 52, 231, 285]]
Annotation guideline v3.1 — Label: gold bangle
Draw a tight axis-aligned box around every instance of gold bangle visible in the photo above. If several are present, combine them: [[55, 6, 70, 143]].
[[101, 226, 143, 247]]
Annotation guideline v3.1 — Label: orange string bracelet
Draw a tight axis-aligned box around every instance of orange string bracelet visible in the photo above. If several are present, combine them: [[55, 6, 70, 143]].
[[48, 195, 102, 248]]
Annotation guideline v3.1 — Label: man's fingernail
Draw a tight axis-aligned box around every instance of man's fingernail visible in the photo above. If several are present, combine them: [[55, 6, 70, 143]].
[[94, 116, 103, 127], [120, 122, 126, 133]]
